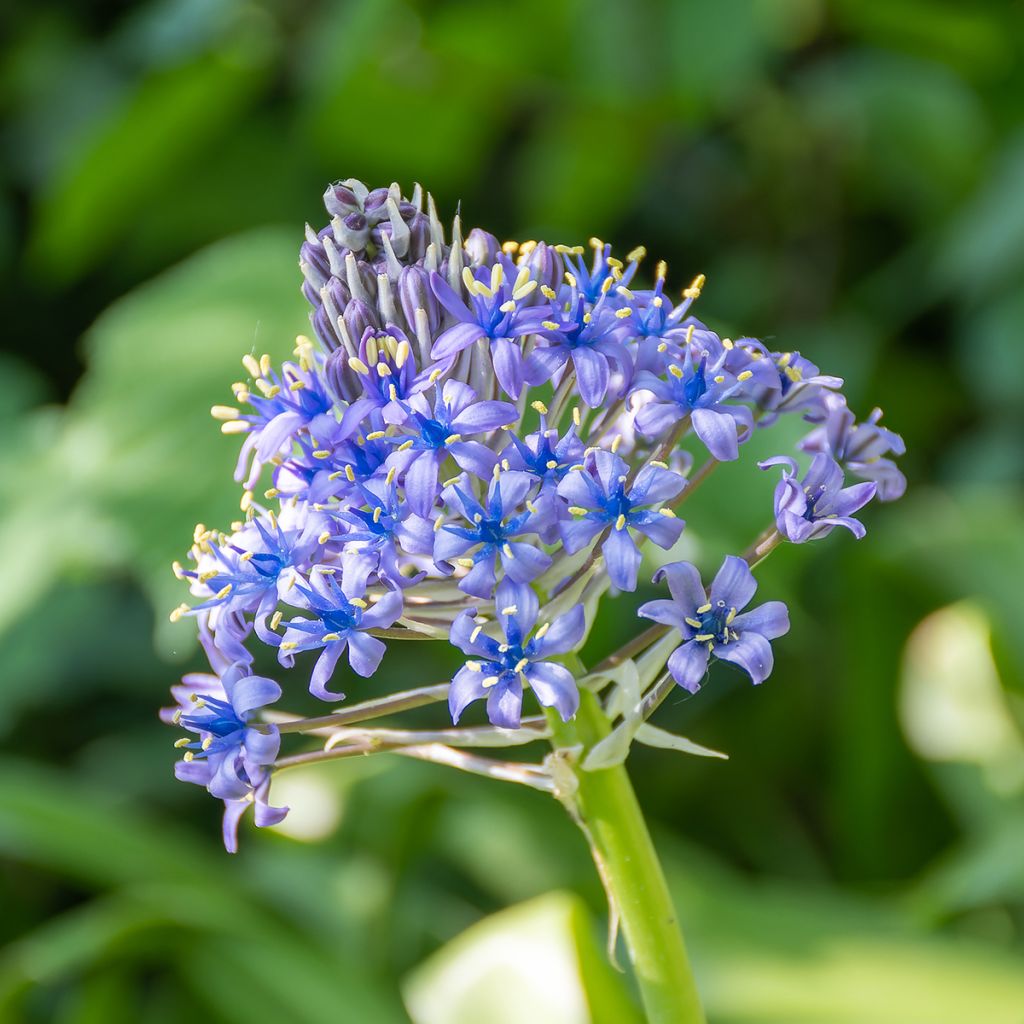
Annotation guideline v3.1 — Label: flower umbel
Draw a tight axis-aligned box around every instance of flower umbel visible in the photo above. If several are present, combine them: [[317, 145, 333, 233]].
[[167, 177, 904, 858]]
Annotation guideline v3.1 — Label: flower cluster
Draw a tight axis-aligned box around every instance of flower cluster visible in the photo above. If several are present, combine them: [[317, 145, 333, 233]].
[[167, 178, 905, 848]]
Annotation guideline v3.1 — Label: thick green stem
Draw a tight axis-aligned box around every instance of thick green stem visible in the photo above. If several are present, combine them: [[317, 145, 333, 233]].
[[551, 686, 705, 1023]]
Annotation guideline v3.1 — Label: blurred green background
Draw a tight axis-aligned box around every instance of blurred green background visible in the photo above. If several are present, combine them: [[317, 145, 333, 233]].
[[2, 1, 1023, 1021]]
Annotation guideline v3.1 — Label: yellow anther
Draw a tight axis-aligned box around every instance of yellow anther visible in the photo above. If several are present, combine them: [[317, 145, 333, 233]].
[[499, 300, 516, 314], [526, 499, 538, 514], [211, 405, 239, 420], [583, 312, 592, 324], [395, 439, 414, 452], [289, 379, 306, 391], [270, 611, 282, 630], [726, 607, 737, 624], [221, 420, 250, 435], [512, 279, 536, 302], [240, 491, 253, 512], [541, 320, 560, 330], [312, 449, 331, 459], [617, 286, 636, 300], [668, 364, 684, 379], [470, 624, 484, 643], [259, 353, 272, 376], [649, 460, 668, 468], [502, 240, 520, 255], [682, 273, 706, 299], [565, 271, 578, 287], [242, 354, 261, 377], [572, 407, 581, 427], [601, 276, 614, 294], [614, 306, 632, 319], [376, 362, 391, 377], [535, 622, 551, 639], [482, 676, 499, 688], [344, 465, 356, 482], [737, 370, 753, 382], [589, 236, 604, 249], [656, 260, 668, 280], [697, 603, 712, 614], [321, 632, 340, 642], [714, 374, 726, 384], [722, 337, 734, 350], [239, 551, 254, 562], [685, 616, 702, 628], [611, 434, 623, 453], [365, 336, 379, 364], [433, 516, 445, 532], [264, 487, 279, 499], [490, 262, 504, 292], [546, 459, 558, 469], [614, 513, 626, 530], [685, 324, 695, 345], [442, 475, 462, 488], [429, 368, 443, 383], [366, 430, 386, 440], [540, 285, 557, 299], [318, 531, 331, 544], [182, 751, 194, 762], [694, 633, 715, 642], [514, 658, 529, 674], [502, 543, 514, 558], [350, 597, 369, 609], [174, 737, 190, 748], [255, 378, 279, 398], [454, 557, 475, 568], [500, 604, 518, 616], [653, 296, 663, 308], [444, 433, 462, 445], [606, 256, 623, 271], [568, 506, 589, 516], [627, 245, 646, 262], [202, 736, 213, 750], [171, 560, 185, 579], [215, 584, 233, 599], [169, 603, 190, 623], [658, 508, 677, 518], [466, 659, 482, 672], [785, 366, 802, 383]]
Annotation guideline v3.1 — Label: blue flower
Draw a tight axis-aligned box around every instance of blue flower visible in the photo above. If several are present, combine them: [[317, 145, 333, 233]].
[[448, 580, 585, 728], [632, 344, 757, 462], [216, 350, 334, 489], [317, 474, 436, 590], [435, 470, 551, 598], [385, 380, 518, 516], [638, 557, 790, 692], [278, 563, 404, 700], [759, 452, 877, 542], [556, 450, 686, 591], [171, 660, 288, 852], [430, 262, 555, 398]]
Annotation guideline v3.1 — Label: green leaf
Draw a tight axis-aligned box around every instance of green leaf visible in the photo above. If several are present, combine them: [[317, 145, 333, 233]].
[[403, 892, 642, 1024]]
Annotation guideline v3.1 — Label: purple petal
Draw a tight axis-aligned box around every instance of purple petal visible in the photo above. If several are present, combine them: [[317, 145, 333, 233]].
[[434, 528, 475, 563], [486, 678, 523, 729], [459, 556, 499, 598], [450, 441, 498, 479], [490, 337, 525, 398], [709, 555, 757, 610], [731, 600, 790, 640], [430, 272, 474, 321], [441, 379, 477, 419], [309, 643, 347, 701], [361, 589, 403, 629], [432, 321, 485, 360], [450, 400, 518, 434], [496, 578, 539, 634], [558, 516, 604, 554], [404, 452, 441, 516], [637, 598, 690, 632], [533, 603, 585, 656], [602, 528, 641, 592], [630, 463, 686, 505], [634, 402, 682, 438], [556, 470, 601, 508], [667, 642, 710, 693], [346, 630, 386, 677], [230, 675, 281, 717], [653, 561, 706, 612], [501, 542, 552, 582], [572, 347, 610, 407], [525, 661, 579, 721], [691, 407, 739, 462], [242, 726, 281, 767], [449, 609, 501, 659], [631, 512, 685, 549], [221, 799, 248, 854], [714, 632, 774, 685], [449, 665, 488, 723]]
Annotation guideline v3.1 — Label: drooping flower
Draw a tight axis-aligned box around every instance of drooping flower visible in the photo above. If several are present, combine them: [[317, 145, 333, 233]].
[[638, 557, 790, 692], [435, 470, 550, 598], [278, 564, 403, 700], [385, 380, 518, 515], [448, 580, 584, 728], [800, 394, 906, 501], [171, 660, 288, 852], [759, 452, 877, 543], [556, 450, 686, 591]]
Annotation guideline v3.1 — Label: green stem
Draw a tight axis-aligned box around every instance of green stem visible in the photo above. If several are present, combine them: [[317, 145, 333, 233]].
[[551, 679, 705, 1023]]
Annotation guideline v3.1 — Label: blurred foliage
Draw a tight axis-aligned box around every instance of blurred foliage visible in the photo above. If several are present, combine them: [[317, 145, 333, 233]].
[[1, 0, 1023, 1021]]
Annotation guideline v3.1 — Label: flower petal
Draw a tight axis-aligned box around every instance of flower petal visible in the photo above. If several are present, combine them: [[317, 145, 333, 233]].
[[602, 527, 641, 592], [525, 661, 579, 721], [714, 632, 774, 685], [667, 641, 710, 693], [709, 555, 757, 610], [653, 560, 705, 611]]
